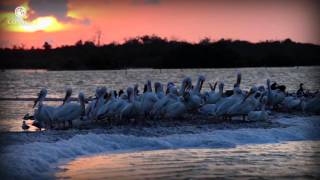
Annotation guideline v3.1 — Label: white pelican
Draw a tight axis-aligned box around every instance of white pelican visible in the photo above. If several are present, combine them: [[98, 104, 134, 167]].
[[215, 86, 244, 117], [111, 92, 130, 118], [141, 80, 158, 117], [85, 87, 101, 120], [53, 92, 86, 128], [33, 88, 57, 130], [97, 90, 117, 120], [186, 75, 205, 111], [163, 92, 189, 119], [205, 82, 224, 104], [86, 87, 107, 121], [248, 97, 269, 121], [120, 87, 141, 120], [151, 86, 179, 119], [267, 79, 285, 108], [227, 86, 261, 119]]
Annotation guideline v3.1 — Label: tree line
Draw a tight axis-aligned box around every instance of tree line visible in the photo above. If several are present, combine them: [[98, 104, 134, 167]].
[[0, 35, 319, 70]]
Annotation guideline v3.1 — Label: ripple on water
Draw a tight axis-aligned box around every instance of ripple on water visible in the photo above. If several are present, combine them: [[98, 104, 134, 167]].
[[57, 141, 320, 180]]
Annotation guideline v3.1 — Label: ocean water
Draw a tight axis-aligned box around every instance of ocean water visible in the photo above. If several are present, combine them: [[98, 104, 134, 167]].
[[0, 66, 319, 132]]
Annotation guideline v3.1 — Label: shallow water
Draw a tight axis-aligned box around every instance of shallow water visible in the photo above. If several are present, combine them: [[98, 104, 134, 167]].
[[57, 141, 320, 180], [1, 115, 319, 179], [0, 67, 319, 132]]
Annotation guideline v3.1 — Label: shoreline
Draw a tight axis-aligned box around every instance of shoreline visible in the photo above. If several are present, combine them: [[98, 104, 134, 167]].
[[0, 112, 306, 147]]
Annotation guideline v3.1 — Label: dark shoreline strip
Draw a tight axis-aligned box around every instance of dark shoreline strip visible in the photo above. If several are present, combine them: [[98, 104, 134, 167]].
[[0, 97, 93, 101]]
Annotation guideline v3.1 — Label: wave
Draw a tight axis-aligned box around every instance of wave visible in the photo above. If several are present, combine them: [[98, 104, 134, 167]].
[[1, 116, 320, 179]]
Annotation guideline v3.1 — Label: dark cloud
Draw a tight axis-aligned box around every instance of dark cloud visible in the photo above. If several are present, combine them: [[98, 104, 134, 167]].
[[28, 0, 68, 21], [131, 0, 160, 5], [144, 0, 160, 4], [27, 0, 90, 25], [0, 5, 16, 12]]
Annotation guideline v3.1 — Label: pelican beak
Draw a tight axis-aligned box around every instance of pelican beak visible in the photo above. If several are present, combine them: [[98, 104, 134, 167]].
[[237, 73, 241, 86], [185, 81, 191, 91], [33, 93, 41, 108], [33, 99, 38, 108], [199, 80, 204, 92], [62, 90, 72, 105], [242, 90, 254, 103]]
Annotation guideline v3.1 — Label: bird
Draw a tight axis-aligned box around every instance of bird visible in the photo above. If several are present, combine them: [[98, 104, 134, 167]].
[[296, 83, 304, 97], [111, 92, 130, 119], [163, 92, 189, 119], [227, 86, 260, 117], [33, 88, 58, 130], [205, 82, 224, 104], [248, 97, 269, 121], [85, 87, 101, 120], [86, 87, 107, 121], [140, 80, 158, 118], [186, 75, 205, 111], [151, 86, 179, 119], [53, 92, 86, 129], [96, 90, 117, 120], [21, 120, 30, 130], [120, 87, 141, 120], [215, 86, 244, 117], [266, 79, 285, 109]]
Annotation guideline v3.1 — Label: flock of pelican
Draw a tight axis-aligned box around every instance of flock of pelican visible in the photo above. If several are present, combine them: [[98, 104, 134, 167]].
[[22, 72, 320, 130]]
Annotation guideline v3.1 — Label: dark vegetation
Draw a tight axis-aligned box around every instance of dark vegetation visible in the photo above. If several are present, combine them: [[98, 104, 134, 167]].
[[0, 35, 319, 69]]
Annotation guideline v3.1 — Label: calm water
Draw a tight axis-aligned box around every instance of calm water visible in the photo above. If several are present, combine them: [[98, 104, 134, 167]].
[[57, 141, 320, 180], [0, 67, 319, 132]]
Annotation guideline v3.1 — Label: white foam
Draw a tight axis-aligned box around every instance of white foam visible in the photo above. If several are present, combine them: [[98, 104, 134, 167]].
[[1, 116, 320, 179]]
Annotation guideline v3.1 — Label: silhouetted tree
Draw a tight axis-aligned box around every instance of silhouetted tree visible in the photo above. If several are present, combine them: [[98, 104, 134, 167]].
[[0, 36, 319, 70], [43, 42, 52, 50], [199, 37, 211, 45], [83, 41, 95, 47], [75, 40, 83, 47]]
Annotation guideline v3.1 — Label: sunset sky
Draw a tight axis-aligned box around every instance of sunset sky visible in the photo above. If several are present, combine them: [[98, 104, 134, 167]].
[[0, 0, 319, 48]]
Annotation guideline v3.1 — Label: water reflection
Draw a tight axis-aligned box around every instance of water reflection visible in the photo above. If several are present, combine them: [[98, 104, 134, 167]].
[[57, 141, 320, 179], [1, 67, 319, 99]]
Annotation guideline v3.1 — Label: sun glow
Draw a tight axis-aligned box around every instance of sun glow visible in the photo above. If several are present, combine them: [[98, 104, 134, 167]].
[[20, 16, 64, 32]]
